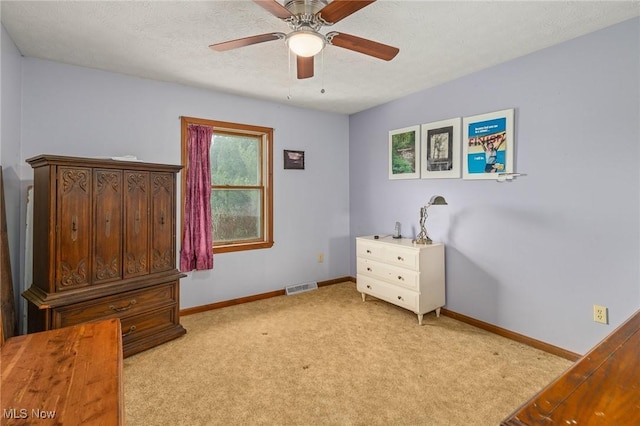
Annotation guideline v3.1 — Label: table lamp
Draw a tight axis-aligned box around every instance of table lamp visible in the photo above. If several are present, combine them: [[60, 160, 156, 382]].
[[414, 195, 447, 245]]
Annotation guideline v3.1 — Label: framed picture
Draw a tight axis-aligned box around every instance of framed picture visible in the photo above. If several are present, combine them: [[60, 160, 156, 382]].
[[420, 117, 461, 179], [284, 150, 305, 170], [389, 125, 420, 179], [462, 109, 514, 180]]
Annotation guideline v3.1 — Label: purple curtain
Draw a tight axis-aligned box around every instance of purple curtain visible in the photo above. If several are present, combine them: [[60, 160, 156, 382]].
[[180, 124, 214, 271]]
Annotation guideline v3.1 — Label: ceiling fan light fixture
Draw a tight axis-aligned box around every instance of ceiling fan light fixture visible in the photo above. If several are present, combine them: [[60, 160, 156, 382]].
[[286, 29, 325, 57]]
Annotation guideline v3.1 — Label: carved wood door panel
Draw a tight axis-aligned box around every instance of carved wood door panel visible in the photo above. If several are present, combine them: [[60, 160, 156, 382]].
[[56, 167, 91, 291], [151, 172, 175, 273], [124, 171, 149, 278], [94, 170, 123, 284]]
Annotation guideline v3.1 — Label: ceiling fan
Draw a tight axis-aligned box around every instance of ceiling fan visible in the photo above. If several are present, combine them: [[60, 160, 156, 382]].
[[210, 0, 399, 79]]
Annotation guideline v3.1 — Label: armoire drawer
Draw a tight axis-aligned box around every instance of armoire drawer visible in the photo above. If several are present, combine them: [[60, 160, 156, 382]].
[[53, 282, 177, 328], [120, 306, 177, 345]]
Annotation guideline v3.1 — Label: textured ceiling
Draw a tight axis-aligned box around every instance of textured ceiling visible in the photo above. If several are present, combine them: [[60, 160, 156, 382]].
[[2, 1, 639, 114]]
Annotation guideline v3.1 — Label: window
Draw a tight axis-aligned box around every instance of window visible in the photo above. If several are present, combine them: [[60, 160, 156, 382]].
[[181, 116, 273, 253]]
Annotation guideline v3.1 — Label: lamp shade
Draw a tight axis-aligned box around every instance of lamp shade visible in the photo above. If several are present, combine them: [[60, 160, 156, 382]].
[[428, 195, 447, 206], [286, 30, 325, 57]]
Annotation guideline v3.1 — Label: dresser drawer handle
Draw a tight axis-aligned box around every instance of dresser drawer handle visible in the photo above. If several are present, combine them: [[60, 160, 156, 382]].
[[397, 256, 404, 261], [367, 267, 372, 272], [122, 325, 136, 337], [366, 249, 372, 254], [109, 299, 137, 312], [397, 296, 403, 301], [366, 285, 372, 289], [397, 275, 404, 281]]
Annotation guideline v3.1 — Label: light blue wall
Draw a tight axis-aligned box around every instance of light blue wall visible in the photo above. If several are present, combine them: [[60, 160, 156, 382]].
[[5, 18, 639, 354], [18, 57, 351, 310], [349, 18, 640, 355], [1, 24, 23, 330]]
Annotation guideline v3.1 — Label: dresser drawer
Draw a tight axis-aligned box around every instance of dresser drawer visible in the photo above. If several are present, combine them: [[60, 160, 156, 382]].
[[357, 275, 418, 312], [357, 258, 420, 291], [53, 282, 178, 328], [357, 240, 419, 270], [120, 306, 177, 345], [357, 240, 386, 260]]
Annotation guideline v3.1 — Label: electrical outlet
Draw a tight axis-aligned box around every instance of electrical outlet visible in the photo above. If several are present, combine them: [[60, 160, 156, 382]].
[[317, 252, 324, 263], [593, 305, 608, 324]]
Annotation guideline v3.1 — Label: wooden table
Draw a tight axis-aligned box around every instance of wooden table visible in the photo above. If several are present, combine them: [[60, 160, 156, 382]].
[[502, 309, 640, 425], [1, 318, 124, 425]]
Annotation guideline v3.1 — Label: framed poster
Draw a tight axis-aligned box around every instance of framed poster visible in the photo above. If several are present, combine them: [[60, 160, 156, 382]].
[[462, 109, 514, 180], [389, 125, 420, 180], [420, 117, 461, 179], [284, 150, 305, 170]]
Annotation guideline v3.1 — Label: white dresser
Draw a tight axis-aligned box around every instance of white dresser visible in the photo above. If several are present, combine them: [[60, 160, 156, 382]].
[[356, 235, 445, 325]]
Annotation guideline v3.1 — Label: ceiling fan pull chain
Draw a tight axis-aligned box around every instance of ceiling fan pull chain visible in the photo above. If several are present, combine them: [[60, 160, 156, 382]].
[[287, 48, 292, 100], [320, 49, 325, 94]]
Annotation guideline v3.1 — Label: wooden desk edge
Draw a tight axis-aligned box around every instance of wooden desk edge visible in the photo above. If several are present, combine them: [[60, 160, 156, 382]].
[[1, 318, 124, 425], [501, 309, 640, 425]]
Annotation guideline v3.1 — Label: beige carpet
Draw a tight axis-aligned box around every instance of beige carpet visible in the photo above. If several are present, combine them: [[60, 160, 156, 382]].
[[124, 282, 571, 425]]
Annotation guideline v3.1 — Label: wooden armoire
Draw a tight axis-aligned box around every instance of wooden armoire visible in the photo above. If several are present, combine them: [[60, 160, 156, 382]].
[[22, 155, 186, 357]]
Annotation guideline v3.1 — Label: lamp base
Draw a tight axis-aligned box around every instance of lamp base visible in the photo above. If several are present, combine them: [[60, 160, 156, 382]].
[[413, 237, 433, 245], [414, 226, 432, 245]]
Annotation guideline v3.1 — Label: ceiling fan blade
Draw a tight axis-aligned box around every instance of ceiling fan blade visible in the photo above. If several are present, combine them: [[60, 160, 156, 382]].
[[253, 0, 293, 19], [297, 55, 314, 79], [327, 32, 399, 61], [210, 33, 285, 52], [318, 0, 376, 24]]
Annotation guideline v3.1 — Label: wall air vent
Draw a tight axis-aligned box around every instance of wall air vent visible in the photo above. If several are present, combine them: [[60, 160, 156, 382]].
[[285, 281, 318, 296]]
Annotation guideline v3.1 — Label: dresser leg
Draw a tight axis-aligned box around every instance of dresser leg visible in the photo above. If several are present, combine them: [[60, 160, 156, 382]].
[[435, 307, 441, 318], [418, 313, 423, 325], [361, 293, 366, 302]]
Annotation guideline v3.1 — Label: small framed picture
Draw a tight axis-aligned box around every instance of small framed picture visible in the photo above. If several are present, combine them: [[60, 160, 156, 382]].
[[284, 150, 305, 170], [389, 125, 420, 180], [463, 109, 515, 179], [420, 117, 461, 179]]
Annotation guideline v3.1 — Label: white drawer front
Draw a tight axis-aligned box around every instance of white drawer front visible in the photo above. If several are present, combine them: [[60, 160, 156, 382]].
[[357, 258, 419, 291], [357, 275, 418, 312], [356, 241, 385, 261], [385, 247, 419, 270], [357, 240, 419, 270]]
